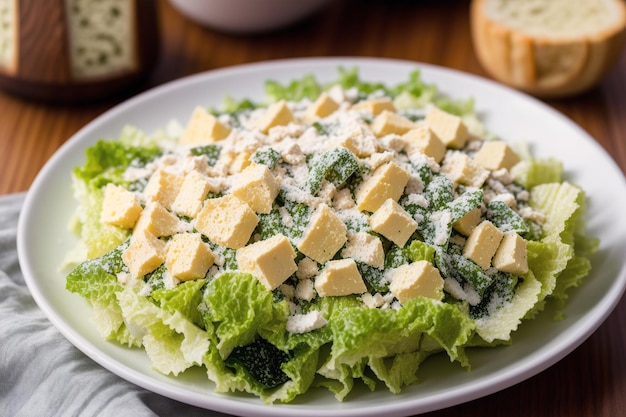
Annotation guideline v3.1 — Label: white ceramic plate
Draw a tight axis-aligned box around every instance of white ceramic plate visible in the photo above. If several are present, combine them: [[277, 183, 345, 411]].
[[17, 58, 626, 417]]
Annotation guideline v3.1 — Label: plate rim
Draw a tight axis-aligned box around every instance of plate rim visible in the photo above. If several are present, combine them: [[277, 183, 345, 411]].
[[16, 56, 626, 417]]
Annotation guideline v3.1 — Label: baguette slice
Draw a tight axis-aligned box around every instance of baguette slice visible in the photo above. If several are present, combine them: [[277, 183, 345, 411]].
[[471, 0, 626, 97]]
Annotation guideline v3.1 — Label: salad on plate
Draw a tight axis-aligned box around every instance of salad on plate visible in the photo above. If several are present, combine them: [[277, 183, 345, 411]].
[[63, 67, 597, 404]]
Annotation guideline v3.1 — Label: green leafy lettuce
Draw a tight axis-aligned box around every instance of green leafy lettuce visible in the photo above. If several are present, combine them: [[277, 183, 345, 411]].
[[64, 68, 597, 404]]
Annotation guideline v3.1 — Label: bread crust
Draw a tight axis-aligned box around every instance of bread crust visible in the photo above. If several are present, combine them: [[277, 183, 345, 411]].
[[471, 0, 626, 97]]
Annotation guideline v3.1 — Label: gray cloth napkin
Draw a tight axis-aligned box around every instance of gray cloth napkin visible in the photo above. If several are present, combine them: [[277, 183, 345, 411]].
[[0, 193, 228, 417]]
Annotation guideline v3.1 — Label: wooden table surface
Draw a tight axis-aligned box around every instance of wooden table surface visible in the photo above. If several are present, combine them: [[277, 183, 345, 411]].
[[2, 1, 625, 416]]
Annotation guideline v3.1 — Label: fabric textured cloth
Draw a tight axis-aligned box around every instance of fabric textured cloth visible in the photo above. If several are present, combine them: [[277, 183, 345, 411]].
[[0, 193, 228, 417]]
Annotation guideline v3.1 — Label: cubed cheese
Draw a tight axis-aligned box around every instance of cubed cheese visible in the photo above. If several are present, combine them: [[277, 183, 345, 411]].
[[195, 195, 259, 249], [337, 134, 378, 158], [228, 148, 256, 175], [236, 234, 298, 290], [356, 161, 411, 212], [492, 231, 529, 275], [100, 183, 142, 229], [453, 207, 482, 236], [425, 107, 469, 149], [171, 171, 215, 218], [390, 261, 444, 303], [402, 125, 447, 163], [315, 258, 367, 297], [371, 110, 418, 137], [143, 169, 185, 209], [351, 97, 396, 115], [463, 220, 504, 269], [230, 163, 279, 214], [255, 100, 295, 133], [134, 201, 180, 237], [166, 233, 215, 281], [122, 230, 166, 278], [340, 232, 385, 269], [442, 151, 489, 188], [473, 141, 521, 171], [301, 92, 339, 122], [180, 106, 231, 144], [369, 199, 418, 247], [297, 204, 347, 264]]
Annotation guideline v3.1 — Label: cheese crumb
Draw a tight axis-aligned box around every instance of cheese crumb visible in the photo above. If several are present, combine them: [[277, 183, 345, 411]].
[[286, 311, 328, 334]]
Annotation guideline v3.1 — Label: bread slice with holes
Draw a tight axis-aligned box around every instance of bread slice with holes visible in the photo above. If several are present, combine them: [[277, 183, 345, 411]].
[[471, 0, 626, 97]]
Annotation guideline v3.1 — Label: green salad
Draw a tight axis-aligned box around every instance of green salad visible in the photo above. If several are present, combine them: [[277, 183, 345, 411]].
[[64, 67, 598, 403]]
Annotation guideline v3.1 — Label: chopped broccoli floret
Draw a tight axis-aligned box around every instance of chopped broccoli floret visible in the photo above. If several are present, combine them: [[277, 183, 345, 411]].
[[190, 145, 221, 166], [225, 338, 291, 389]]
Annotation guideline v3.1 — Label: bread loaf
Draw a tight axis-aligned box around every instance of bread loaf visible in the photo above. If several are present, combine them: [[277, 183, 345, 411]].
[[0, 0, 159, 103], [471, 0, 626, 97], [0, 0, 17, 73]]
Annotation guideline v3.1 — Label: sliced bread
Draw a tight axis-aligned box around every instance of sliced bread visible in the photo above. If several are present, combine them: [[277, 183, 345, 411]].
[[471, 0, 626, 97]]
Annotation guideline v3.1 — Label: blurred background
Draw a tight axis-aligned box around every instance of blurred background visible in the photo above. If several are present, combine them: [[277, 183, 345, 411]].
[[0, 1, 625, 416]]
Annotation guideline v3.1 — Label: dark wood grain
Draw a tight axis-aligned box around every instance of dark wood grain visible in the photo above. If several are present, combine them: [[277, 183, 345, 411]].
[[17, 0, 70, 83], [1, 1, 625, 415], [0, 0, 159, 102]]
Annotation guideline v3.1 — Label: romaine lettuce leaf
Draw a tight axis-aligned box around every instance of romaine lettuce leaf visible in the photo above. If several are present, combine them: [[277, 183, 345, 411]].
[[317, 296, 474, 400], [116, 288, 210, 376], [511, 158, 563, 189], [474, 181, 594, 341], [70, 126, 162, 259], [203, 272, 289, 359], [266, 74, 322, 104], [66, 239, 146, 346], [151, 279, 207, 329]]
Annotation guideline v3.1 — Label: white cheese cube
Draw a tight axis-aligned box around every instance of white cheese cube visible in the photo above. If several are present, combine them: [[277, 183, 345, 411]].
[[180, 107, 231, 144], [402, 125, 447, 163], [134, 201, 180, 237], [453, 207, 482, 236], [425, 107, 468, 149], [122, 230, 166, 278], [171, 171, 215, 218], [100, 183, 142, 229], [255, 100, 295, 134], [143, 169, 185, 210], [228, 148, 256, 175], [463, 220, 504, 269], [337, 134, 378, 158], [236, 234, 298, 290], [356, 161, 411, 213], [297, 204, 347, 264], [230, 163, 279, 214], [351, 97, 396, 115], [442, 151, 490, 188], [195, 195, 259, 249], [473, 141, 521, 171], [315, 258, 367, 297], [492, 231, 529, 275], [371, 110, 418, 137], [390, 261, 444, 303], [369, 199, 418, 248], [301, 92, 339, 123], [166, 233, 214, 281], [340, 232, 385, 269]]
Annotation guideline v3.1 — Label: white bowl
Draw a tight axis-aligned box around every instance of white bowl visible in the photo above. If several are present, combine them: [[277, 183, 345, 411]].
[[168, 0, 333, 33]]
